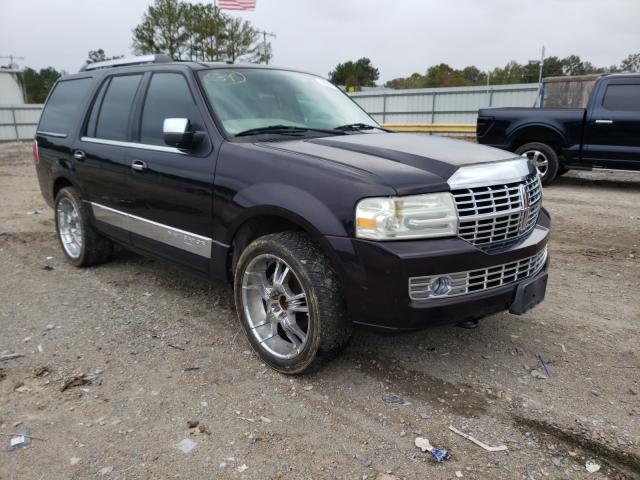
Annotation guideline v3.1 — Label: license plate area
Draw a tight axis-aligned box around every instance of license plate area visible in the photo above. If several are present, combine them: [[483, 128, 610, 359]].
[[509, 272, 548, 315]]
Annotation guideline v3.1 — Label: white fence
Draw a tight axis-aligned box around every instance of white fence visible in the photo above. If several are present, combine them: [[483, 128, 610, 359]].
[[0, 105, 43, 141], [349, 83, 540, 124], [0, 82, 541, 141]]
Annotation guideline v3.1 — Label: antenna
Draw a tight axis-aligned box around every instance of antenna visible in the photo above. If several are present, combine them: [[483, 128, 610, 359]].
[[257, 30, 276, 64], [0, 54, 25, 68]]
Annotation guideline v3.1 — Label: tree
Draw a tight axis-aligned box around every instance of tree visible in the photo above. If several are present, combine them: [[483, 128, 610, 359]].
[[224, 17, 259, 62], [22, 67, 62, 103], [329, 58, 379, 90], [132, 0, 271, 63], [86, 49, 124, 64], [621, 52, 640, 72], [132, 0, 191, 59]]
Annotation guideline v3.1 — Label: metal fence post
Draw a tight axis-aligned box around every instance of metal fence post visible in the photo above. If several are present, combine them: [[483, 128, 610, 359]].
[[11, 108, 19, 141], [382, 93, 387, 124], [430, 92, 437, 124], [488, 88, 494, 107]]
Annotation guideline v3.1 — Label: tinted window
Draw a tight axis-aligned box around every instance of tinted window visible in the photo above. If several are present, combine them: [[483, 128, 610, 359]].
[[38, 78, 92, 136], [85, 80, 109, 138], [95, 75, 143, 141], [140, 73, 200, 145], [602, 84, 640, 111]]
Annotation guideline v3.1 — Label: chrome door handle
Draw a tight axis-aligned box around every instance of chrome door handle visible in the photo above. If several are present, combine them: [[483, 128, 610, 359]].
[[595, 119, 613, 124], [131, 160, 147, 171], [73, 150, 86, 161]]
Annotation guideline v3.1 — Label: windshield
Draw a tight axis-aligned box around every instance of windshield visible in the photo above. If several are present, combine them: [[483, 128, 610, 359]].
[[198, 68, 378, 136]]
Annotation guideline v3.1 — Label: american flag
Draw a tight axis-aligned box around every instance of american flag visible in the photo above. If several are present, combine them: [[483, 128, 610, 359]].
[[218, 0, 256, 10]]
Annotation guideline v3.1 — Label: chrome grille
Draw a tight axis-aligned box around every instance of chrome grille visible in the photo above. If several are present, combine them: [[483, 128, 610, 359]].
[[409, 247, 547, 300], [452, 174, 542, 246]]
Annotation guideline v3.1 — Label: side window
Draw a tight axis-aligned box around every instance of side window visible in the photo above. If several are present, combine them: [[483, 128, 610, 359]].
[[94, 74, 143, 141], [38, 78, 92, 136], [140, 73, 201, 146], [602, 84, 640, 112]]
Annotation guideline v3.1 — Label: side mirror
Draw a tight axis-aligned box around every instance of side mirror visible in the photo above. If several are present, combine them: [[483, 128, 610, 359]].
[[163, 118, 202, 149]]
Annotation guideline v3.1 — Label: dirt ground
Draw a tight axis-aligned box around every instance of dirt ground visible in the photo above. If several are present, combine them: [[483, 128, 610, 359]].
[[0, 141, 638, 480]]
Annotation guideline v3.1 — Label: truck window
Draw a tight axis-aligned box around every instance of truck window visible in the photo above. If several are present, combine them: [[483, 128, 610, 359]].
[[602, 84, 640, 112], [140, 73, 201, 146], [93, 74, 143, 141], [38, 78, 92, 137]]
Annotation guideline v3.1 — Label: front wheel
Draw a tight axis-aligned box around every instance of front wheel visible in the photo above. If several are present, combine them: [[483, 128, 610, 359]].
[[515, 142, 560, 185], [233, 231, 352, 374]]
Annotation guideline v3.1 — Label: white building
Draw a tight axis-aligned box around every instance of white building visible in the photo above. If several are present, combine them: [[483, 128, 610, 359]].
[[0, 68, 26, 105]]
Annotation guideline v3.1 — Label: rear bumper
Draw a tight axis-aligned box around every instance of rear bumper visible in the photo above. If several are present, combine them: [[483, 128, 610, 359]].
[[325, 208, 550, 331]]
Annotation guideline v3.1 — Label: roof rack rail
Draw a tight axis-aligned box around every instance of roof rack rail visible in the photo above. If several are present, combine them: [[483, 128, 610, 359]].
[[79, 54, 173, 72]]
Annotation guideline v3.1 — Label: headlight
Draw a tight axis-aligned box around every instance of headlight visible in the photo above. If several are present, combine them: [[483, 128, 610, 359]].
[[355, 193, 458, 240]]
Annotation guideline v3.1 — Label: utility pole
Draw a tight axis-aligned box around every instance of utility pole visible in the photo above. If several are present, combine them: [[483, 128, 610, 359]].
[[258, 30, 275, 64], [0, 54, 25, 68], [537, 45, 545, 108]]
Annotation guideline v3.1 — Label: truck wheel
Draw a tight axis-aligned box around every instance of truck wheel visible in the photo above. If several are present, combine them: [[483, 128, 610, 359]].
[[234, 231, 352, 374], [515, 142, 559, 185], [54, 187, 113, 267]]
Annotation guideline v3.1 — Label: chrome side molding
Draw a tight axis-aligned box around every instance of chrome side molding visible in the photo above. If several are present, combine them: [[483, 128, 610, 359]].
[[90, 202, 212, 258]]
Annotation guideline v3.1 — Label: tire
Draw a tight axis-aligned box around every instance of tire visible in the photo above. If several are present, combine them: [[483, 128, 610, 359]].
[[515, 142, 560, 185], [54, 187, 113, 267], [233, 231, 352, 374]]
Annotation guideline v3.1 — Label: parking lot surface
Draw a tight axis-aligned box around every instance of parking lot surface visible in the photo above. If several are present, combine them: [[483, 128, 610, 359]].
[[0, 141, 638, 479]]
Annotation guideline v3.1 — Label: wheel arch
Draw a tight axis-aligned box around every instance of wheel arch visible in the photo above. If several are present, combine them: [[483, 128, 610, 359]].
[[224, 205, 345, 284], [52, 176, 74, 201], [508, 124, 567, 153]]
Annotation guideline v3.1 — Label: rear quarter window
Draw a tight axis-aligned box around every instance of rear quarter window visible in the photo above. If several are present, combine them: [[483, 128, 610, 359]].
[[37, 78, 93, 137], [602, 84, 640, 112]]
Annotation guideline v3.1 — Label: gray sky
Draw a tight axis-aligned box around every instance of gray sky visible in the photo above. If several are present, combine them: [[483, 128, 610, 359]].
[[1, 0, 638, 82]]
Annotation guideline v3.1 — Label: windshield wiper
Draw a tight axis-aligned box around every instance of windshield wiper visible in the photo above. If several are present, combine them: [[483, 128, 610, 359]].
[[333, 123, 389, 132], [235, 125, 344, 137]]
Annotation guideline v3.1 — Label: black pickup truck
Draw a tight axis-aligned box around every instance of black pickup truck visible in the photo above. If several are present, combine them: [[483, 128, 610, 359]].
[[477, 74, 640, 184]]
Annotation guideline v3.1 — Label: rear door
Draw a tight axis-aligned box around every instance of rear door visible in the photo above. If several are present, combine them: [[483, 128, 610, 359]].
[[125, 70, 216, 272], [76, 73, 145, 243], [582, 78, 640, 168]]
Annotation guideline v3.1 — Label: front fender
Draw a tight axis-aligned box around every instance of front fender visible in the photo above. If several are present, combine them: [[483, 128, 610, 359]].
[[226, 182, 349, 244]]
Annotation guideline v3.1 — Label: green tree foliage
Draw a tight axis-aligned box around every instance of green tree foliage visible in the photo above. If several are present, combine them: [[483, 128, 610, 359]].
[[384, 53, 632, 89], [621, 52, 640, 72], [22, 67, 62, 103], [86, 49, 124, 64], [329, 58, 379, 90], [132, 0, 270, 63]]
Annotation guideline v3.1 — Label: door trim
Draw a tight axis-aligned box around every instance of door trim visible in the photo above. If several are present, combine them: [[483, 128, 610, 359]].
[[80, 136, 185, 155], [89, 202, 214, 257]]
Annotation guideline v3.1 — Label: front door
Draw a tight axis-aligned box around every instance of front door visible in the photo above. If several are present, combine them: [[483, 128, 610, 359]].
[[582, 78, 640, 169], [126, 71, 216, 272]]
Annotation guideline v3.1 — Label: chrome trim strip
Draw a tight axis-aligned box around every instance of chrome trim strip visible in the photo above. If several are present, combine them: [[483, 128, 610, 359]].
[[80, 137, 185, 154], [448, 157, 534, 189], [212, 239, 231, 248], [36, 131, 67, 138], [90, 202, 212, 258]]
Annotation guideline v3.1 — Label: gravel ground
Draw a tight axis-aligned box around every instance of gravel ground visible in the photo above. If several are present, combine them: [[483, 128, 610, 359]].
[[0, 141, 638, 480]]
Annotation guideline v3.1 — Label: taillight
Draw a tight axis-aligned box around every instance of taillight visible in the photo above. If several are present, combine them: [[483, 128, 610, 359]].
[[33, 139, 39, 164]]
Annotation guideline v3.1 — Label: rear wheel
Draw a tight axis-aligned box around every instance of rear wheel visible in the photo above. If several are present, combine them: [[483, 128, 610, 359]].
[[515, 142, 560, 185], [234, 231, 351, 374], [55, 187, 113, 267]]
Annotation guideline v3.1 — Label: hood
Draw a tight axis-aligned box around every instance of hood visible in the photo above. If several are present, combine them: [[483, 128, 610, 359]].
[[257, 132, 521, 195]]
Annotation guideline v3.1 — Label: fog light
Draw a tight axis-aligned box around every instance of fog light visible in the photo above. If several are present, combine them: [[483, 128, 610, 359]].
[[431, 276, 452, 296]]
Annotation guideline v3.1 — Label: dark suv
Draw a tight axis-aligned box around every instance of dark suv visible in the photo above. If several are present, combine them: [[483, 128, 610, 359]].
[[34, 55, 550, 374]]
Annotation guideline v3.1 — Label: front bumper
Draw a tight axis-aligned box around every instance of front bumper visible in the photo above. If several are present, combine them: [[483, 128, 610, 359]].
[[324, 208, 550, 331]]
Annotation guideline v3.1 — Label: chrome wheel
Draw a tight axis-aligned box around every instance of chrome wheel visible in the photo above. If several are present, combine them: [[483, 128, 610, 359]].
[[241, 254, 310, 360], [57, 198, 83, 259], [521, 150, 549, 177]]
